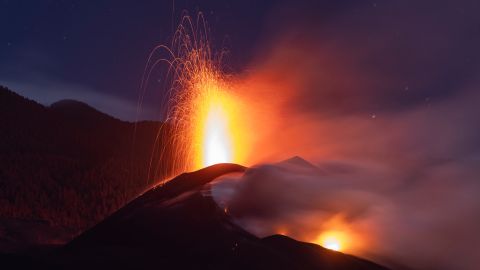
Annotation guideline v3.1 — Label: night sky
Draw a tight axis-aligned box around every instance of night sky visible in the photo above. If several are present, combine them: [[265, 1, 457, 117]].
[[0, 0, 276, 120], [1, 1, 479, 120]]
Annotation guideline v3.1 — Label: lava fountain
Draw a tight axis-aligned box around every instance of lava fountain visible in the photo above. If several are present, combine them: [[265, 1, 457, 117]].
[[140, 12, 246, 181], [188, 71, 244, 169], [196, 91, 234, 167]]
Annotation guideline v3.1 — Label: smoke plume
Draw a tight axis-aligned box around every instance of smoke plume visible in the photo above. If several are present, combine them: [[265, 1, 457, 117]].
[[212, 1, 480, 269]]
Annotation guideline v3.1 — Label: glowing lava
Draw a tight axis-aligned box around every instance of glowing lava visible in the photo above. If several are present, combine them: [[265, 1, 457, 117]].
[[194, 91, 238, 168], [203, 103, 231, 165], [316, 230, 347, 252]]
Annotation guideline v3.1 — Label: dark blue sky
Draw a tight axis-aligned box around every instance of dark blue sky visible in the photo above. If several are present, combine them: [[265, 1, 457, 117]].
[[1, 0, 479, 121], [0, 0, 280, 120]]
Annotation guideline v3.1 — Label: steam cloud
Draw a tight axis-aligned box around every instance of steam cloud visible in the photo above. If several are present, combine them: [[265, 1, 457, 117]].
[[213, 152, 480, 269], [213, 1, 480, 269]]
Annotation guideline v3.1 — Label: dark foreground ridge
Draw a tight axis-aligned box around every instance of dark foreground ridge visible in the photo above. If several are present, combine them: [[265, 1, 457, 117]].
[[2, 163, 389, 270]]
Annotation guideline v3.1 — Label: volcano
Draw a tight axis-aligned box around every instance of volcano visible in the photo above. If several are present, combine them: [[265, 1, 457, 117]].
[[3, 163, 389, 270], [0, 87, 388, 269]]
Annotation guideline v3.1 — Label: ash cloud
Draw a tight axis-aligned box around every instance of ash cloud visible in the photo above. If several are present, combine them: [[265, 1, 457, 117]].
[[213, 1, 480, 269]]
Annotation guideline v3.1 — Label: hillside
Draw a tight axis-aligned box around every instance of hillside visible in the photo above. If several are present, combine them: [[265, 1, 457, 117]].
[[0, 86, 168, 250]]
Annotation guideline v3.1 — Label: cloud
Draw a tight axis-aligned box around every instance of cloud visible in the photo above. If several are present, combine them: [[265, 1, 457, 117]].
[[212, 152, 480, 269]]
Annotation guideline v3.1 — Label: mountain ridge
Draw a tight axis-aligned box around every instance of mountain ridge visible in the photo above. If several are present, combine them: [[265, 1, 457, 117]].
[[49, 99, 120, 123], [0, 85, 167, 247]]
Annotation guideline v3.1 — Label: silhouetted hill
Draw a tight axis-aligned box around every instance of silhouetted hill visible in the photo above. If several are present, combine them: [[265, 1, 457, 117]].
[[50, 99, 118, 123], [0, 86, 170, 250], [2, 164, 388, 270]]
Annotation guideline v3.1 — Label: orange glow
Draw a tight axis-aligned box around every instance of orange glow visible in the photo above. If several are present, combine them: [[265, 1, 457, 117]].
[[190, 80, 246, 169], [144, 13, 314, 180], [315, 230, 347, 251], [202, 101, 231, 166], [309, 215, 368, 254]]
